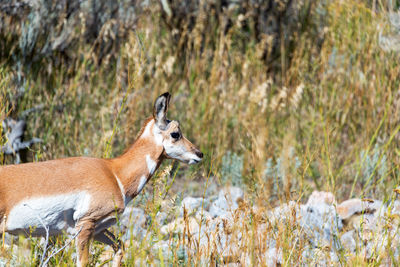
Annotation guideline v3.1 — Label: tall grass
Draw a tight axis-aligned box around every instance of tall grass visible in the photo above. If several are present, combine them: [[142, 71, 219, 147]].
[[1, 0, 400, 265]]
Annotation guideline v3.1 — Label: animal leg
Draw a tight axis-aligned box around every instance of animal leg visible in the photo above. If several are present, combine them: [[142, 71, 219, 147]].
[[0, 204, 5, 233], [76, 221, 95, 267], [94, 229, 123, 267], [0, 213, 6, 248]]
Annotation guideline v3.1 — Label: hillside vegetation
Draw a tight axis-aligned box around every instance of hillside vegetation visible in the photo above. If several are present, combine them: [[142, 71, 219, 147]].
[[1, 0, 400, 265]]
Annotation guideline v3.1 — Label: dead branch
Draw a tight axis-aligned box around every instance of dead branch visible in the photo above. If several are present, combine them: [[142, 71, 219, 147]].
[[1, 118, 41, 164]]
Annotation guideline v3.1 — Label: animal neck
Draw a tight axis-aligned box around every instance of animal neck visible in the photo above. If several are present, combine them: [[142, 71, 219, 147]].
[[110, 119, 164, 201]]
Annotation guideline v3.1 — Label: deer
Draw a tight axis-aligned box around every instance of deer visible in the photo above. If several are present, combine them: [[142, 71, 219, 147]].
[[0, 92, 203, 266]]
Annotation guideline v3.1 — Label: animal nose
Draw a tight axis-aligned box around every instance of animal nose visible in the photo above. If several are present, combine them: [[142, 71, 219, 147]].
[[196, 151, 203, 158]]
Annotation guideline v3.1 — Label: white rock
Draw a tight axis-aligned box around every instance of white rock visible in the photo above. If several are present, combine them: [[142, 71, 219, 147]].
[[120, 207, 146, 229], [155, 211, 168, 225], [337, 199, 386, 232], [221, 241, 241, 262], [337, 199, 384, 221], [209, 187, 244, 218], [209, 197, 234, 217], [299, 203, 342, 248], [265, 247, 282, 267], [307, 191, 336, 205], [267, 201, 300, 225], [218, 187, 244, 203], [340, 230, 356, 253], [119, 207, 147, 242], [207, 216, 225, 233], [302, 248, 338, 266], [152, 240, 173, 259], [195, 210, 213, 223], [388, 200, 400, 216], [180, 197, 205, 216], [160, 217, 200, 236]]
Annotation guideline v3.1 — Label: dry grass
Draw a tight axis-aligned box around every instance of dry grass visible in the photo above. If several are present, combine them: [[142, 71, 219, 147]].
[[1, 0, 400, 265]]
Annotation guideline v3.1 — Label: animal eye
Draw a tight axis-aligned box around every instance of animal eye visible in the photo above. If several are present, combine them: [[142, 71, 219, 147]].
[[171, 132, 180, 139]]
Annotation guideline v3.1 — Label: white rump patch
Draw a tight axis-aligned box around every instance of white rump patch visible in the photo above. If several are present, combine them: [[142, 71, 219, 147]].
[[146, 154, 157, 175], [137, 175, 147, 194], [6, 192, 91, 236]]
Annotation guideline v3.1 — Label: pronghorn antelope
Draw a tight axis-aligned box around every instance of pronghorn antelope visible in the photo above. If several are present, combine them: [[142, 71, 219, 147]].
[[0, 92, 203, 266]]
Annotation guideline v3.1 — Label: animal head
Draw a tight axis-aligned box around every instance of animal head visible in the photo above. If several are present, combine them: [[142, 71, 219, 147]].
[[152, 92, 203, 164]]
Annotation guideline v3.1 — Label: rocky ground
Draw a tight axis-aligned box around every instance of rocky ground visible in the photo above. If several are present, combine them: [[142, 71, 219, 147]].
[[3, 188, 400, 266], [115, 188, 400, 266]]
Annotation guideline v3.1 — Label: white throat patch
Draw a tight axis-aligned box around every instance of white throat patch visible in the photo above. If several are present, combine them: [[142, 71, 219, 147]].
[[146, 154, 157, 175], [115, 175, 130, 206], [137, 175, 147, 194]]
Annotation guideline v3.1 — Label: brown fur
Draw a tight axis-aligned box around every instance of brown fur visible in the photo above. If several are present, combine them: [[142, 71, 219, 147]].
[[0, 158, 124, 215], [0, 94, 202, 266], [111, 119, 164, 198]]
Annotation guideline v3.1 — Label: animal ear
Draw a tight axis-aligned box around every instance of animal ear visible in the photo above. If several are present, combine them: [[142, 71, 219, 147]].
[[153, 92, 171, 130]]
